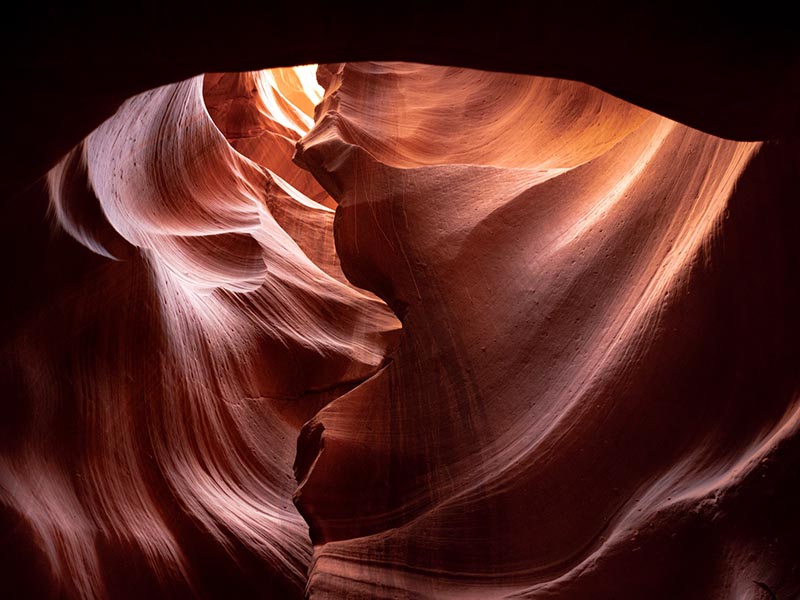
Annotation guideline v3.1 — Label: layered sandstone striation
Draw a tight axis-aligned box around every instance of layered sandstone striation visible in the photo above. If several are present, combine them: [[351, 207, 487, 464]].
[[2, 66, 398, 599], [295, 63, 800, 599], [1, 61, 798, 599]]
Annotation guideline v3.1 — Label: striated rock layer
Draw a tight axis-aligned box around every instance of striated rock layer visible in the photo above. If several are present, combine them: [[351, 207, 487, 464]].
[[1, 66, 398, 598], [294, 63, 800, 599], [1, 60, 798, 599]]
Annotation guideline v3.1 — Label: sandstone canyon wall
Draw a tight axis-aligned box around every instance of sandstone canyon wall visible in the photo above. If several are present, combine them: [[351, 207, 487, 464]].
[[1, 10, 799, 600]]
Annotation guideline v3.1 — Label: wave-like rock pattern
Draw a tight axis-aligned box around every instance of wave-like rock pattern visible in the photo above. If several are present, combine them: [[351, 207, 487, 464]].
[[2, 67, 398, 598], [1, 61, 798, 599], [294, 63, 800, 599]]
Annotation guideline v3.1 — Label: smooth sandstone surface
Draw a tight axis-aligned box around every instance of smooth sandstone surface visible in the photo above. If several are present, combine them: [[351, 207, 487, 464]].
[[295, 62, 799, 599], [1, 58, 798, 599]]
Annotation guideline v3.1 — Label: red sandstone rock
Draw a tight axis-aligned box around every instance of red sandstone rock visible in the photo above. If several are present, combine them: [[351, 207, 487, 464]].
[[0, 59, 798, 600]]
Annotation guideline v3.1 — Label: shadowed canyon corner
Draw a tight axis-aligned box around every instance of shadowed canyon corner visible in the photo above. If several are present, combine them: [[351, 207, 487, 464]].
[[1, 8, 799, 600]]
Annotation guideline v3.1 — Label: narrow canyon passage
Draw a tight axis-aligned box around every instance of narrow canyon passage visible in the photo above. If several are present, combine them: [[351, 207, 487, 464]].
[[1, 57, 798, 600]]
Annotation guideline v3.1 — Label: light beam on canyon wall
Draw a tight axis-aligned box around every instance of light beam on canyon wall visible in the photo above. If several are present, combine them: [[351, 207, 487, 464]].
[[1, 60, 798, 599]]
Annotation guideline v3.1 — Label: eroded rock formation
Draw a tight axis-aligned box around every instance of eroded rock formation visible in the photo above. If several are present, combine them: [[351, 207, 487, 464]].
[[1, 57, 798, 599], [295, 62, 800, 599]]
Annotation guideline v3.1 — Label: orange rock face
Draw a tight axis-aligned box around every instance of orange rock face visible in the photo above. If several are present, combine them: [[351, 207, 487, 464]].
[[1, 61, 798, 599], [295, 63, 800, 599]]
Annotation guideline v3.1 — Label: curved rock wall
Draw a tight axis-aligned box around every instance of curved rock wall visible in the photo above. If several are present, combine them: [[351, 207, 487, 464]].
[[1, 61, 798, 599]]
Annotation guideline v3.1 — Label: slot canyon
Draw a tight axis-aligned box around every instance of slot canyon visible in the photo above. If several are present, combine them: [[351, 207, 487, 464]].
[[2, 5, 799, 599]]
